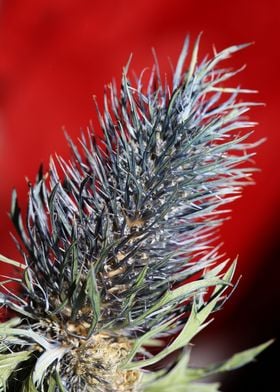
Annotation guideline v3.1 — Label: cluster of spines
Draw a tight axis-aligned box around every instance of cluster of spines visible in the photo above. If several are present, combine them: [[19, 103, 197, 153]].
[[5, 37, 259, 342], [4, 37, 259, 341]]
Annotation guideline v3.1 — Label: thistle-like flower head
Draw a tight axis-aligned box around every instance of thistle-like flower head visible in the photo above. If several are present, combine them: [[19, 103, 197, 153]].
[[0, 36, 270, 392]]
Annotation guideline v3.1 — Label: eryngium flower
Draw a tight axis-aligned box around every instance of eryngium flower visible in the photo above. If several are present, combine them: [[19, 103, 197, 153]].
[[0, 36, 270, 392]]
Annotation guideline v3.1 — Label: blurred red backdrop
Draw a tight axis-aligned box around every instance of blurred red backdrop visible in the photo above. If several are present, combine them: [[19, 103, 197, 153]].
[[0, 1, 279, 390]]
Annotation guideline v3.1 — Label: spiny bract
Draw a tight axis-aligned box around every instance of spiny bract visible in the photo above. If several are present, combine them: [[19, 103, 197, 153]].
[[0, 35, 269, 392]]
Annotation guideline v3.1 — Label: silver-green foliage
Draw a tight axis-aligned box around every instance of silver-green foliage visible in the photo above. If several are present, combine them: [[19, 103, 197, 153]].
[[0, 35, 270, 391]]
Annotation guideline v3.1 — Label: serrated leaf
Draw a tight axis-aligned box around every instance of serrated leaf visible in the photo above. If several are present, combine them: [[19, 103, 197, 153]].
[[215, 340, 273, 372], [124, 261, 236, 370], [142, 350, 191, 391], [143, 352, 221, 392], [142, 339, 272, 391], [124, 288, 223, 370], [121, 317, 175, 368], [186, 339, 274, 380], [165, 341, 273, 388], [131, 277, 227, 327]]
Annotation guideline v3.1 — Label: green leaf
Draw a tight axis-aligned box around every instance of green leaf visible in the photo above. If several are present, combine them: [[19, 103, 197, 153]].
[[212, 340, 273, 372], [123, 262, 236, 370], [22, 375, 38, 392], [131, 277, 228, 326], [121, 317, 175, 368], [184, 383, 221, 392], [54, 371, 67, 392], [123, 290, 222, 370], [47, 375, 57, 392], [0, 317, 22, 329], [142, 340, 272, 392], [142, 350, 191, 391], [142, 352, 221, 392], [86, 265, 101, 336], [144, 381, 220, 392], [185, 339, 274, 382], [121, 264, 149, 316], [187, 341, 272, 383], [0, 351, 30, 391]]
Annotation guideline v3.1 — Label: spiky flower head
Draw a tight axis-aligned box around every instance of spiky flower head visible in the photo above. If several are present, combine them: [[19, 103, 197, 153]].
[[0, 36, 270, 392]]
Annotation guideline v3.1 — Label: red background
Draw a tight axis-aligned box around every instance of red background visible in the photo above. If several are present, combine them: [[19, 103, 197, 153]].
[[0, 1, 279, 390]]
